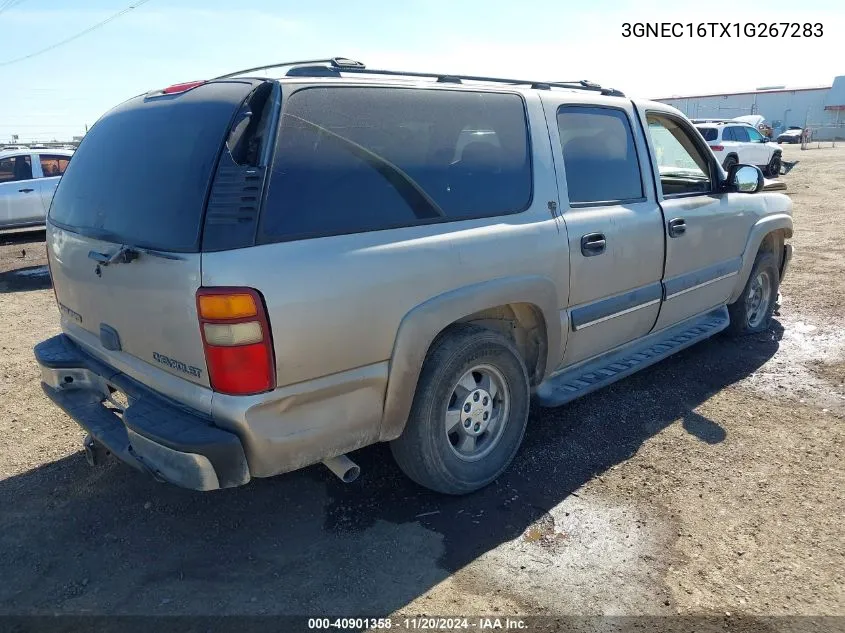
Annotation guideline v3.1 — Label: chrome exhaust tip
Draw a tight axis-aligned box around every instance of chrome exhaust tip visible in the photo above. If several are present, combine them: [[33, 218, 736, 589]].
[[322, 454, 360, 483]]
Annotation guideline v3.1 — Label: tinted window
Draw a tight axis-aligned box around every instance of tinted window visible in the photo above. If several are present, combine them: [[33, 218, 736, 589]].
[[728, 126, 749, 142], [646, 114, 712, 196], [38, 154, 70, 177], [0, 155, 32, 183], [696, 127, 718, 142], [556, 106, 642, 204], [259, 87, 531, 241], [49, 85, 249, 252]]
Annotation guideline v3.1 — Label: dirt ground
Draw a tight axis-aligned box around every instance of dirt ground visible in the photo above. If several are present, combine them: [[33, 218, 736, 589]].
[[0, 145, 843, 628]]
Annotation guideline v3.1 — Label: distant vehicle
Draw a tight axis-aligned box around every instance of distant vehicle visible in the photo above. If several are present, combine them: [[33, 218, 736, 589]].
[[0, 148, 73, 229], [1, 145, 30, 151], [695, 121, 782, 176], [777, 128, 804, 144]]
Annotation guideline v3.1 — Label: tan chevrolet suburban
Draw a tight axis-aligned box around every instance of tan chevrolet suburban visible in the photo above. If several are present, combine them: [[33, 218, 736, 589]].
[[35, 58, 793, 494]]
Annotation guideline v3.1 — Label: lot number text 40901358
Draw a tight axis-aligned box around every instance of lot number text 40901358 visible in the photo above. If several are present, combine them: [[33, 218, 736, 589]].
[[622, 22, 823, 38]]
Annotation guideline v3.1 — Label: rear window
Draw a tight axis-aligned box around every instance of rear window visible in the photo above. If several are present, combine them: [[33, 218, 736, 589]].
[[258, 87, 532, 242], [696, 126, 718, 142], [49, 87, 247, 252]]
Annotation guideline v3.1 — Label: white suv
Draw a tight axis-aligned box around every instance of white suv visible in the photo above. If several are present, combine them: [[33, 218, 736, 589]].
[[695, 122, 781, 177], [0, 148, 73, 229]]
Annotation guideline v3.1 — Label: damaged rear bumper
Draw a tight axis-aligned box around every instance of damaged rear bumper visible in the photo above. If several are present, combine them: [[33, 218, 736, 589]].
[[35, 334, 250, 491]]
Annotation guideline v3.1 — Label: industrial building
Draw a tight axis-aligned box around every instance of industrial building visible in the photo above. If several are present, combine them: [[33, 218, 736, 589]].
[[654, 76, 845, 140]]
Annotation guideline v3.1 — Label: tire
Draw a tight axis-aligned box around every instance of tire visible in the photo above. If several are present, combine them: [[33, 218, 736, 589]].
[[727, 251, 779, 335], [390, 324, 530, 495], [723, 155, 738, 171], [765, 153, 782, 178]]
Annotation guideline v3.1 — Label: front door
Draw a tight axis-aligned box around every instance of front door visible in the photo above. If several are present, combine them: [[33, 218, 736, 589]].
[[542, 95, 665, 368], [638, 110, 756, 331]]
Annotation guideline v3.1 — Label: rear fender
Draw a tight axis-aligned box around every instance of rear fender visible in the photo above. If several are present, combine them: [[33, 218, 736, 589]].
[[379, 276, 561, 441]]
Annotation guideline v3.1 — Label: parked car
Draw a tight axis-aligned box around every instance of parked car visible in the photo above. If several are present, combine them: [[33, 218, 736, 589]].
[[777, 127, 804, 144], [695, 121, 782, 176], [35, 58, 793, 494], [0, 148, 73, 230]]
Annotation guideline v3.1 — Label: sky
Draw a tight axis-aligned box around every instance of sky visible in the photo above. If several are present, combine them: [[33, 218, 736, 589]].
[[1, 0, 843, 142]]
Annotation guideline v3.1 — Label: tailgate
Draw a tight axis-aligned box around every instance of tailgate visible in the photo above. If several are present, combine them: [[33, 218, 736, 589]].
[[48, 225, 208, 388], [44, 78, 268, 401]]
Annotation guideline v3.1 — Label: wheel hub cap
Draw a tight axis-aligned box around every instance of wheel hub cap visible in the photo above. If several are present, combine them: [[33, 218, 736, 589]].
[[444, 364, 511, 462], [461, 389, 493, 435]]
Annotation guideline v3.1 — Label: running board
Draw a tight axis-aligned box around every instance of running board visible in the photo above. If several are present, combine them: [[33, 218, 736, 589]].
[[534, 307, 730, 408]]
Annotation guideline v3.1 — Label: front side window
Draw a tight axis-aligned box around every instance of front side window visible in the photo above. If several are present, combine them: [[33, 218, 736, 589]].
[[259, 87, 532, 241], [646, 114, 712, 196], [39, 154, 70, 177], [746, 127, 764, 142], [0, 155, 33, 183], [556, 106, 643, 204]]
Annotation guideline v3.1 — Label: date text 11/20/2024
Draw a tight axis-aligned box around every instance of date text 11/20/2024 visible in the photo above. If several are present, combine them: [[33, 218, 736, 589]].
[[622, 22, 823, 37], [308, 618, 528, 630]]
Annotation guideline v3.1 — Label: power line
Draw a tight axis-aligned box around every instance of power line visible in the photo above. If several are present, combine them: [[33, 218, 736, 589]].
[[0, 0, 28, 15], [0, 0, 155, 67]]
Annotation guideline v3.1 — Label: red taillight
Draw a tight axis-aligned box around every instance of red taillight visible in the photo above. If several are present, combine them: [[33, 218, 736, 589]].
[[196, 287, 275, 396], [163, 80, 206, 94], [709, 145, 724, 152]]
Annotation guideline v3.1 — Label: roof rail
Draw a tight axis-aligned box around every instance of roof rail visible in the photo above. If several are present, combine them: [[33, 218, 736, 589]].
[[212, 57, 625, 97], [211, 57, 364, 81]]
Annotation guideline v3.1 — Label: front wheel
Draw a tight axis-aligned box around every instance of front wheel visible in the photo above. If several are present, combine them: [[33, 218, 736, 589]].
[[390, 324, 530, 495], [727, 251, 780, 335], [766, 154, 782, 178]]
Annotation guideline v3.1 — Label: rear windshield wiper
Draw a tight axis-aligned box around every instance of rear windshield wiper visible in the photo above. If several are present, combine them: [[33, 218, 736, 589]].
[[88, 245, 184, 266], [88, 245, 139, 266]]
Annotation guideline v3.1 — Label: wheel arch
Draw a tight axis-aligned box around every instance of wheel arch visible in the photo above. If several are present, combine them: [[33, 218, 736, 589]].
[[379, 276, 561, 441], [728, 214, 792, 304]]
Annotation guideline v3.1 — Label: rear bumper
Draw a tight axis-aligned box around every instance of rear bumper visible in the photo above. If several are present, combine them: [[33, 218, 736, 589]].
[[34, 334, 250, 491]]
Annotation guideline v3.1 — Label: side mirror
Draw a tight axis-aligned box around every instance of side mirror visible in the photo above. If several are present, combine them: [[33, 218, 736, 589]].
[[727, 164, 764, 193], [761, 137, 769, 143]]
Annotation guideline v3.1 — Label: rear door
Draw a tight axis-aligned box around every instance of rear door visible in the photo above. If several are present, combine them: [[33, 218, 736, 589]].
[[541, 95, 665, 368], [47, 79, 264, 407], [725, 125, 753, 163], [0, 154, 43, 226]]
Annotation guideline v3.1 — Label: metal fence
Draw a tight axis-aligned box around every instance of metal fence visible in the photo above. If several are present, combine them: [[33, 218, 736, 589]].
[[800, 124, 845, 149]]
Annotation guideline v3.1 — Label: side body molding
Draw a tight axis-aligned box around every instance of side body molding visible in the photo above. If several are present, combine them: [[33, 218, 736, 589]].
[[728, 213, 793, 304], [379, 276, 561, 441]]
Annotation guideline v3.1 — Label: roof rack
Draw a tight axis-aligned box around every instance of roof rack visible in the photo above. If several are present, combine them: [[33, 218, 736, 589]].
[[212, 57, 625, 97]]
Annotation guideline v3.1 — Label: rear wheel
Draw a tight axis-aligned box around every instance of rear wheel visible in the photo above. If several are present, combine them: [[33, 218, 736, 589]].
[[390, 324, 530, 495], [723, 155, 738, 171], [727, 251, 779, 335]]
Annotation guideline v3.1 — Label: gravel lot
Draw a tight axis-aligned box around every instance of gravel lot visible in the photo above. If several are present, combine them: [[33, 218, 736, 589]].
[[0, 146, 842, 626]]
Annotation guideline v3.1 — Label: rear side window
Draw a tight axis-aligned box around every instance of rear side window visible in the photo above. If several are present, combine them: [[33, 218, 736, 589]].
[[556, 106, 643, 204], [259, 87, 531, 241], [696, 127, 718, 142], [0, 155, 32, 183], [49, 83, 254, 252], [726, 126, 749, 142], [38, 154, 70, 177]]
